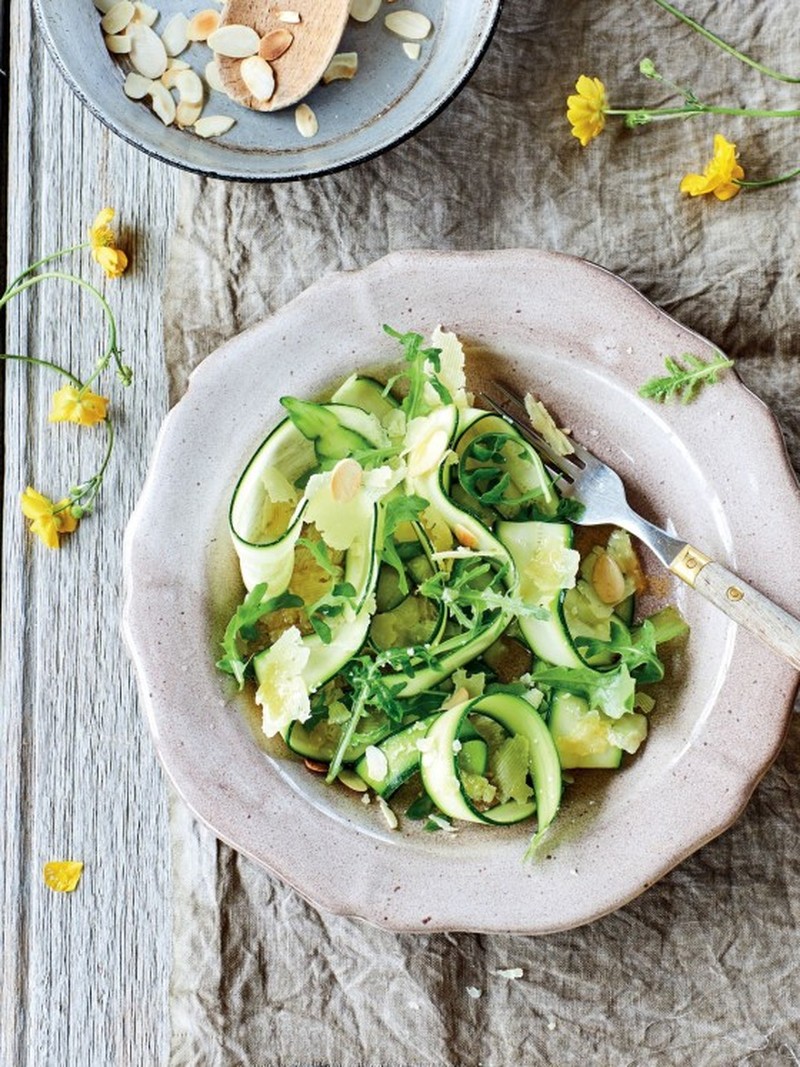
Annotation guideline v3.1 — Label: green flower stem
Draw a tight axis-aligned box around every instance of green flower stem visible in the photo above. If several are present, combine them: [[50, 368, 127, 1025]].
[[735, 166, 800, 189], [54, 418, 116, 518], [606, 105, 800, 120], [0, 353, 83, 388], [651, 0, 800, 84], [0, 270, 125, 382], [2, 241, 89, 299]]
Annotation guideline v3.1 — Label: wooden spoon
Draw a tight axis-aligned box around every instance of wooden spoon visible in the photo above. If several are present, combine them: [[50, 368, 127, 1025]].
[[215, 0, 351, 112]]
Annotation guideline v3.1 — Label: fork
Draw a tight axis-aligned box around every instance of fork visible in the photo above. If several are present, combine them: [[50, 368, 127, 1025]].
[[481, 383, 800, 672]]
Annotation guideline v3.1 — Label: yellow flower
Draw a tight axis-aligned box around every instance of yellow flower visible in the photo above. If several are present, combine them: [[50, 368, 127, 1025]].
[[567, 76, 607, 147], [88, 207, 128, 278], [43, 860, 84, 893], [49, 384, 109, 427], [20, 487, 79, 549], [680, 134, 744, 201]]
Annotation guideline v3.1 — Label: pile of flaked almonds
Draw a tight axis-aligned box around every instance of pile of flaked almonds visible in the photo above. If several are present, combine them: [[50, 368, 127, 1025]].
[[94, 0, 434, 142]]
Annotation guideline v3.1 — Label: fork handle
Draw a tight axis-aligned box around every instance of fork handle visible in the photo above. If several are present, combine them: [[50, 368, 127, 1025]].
[[670, 546, 800, 671]]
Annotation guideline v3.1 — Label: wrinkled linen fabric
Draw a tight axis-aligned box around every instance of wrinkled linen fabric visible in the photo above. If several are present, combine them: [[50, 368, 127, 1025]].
[[164, 1, 800, 1063]]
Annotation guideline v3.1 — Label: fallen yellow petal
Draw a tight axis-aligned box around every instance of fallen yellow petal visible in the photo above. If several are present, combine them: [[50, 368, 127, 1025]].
[[43, 860, 84, 893]]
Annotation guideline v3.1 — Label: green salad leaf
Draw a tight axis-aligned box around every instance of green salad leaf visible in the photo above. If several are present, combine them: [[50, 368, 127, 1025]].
[[639, 351, 734, 404], [217, 583, 304, 688]]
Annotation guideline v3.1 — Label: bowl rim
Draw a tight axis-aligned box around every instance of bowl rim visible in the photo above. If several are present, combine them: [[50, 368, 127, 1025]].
[[33, 0, 505, 183], [123, 248, 800, 933]]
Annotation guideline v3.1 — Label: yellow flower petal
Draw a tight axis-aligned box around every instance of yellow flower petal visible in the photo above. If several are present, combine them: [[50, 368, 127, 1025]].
[[681, 134, 744, 201], [43, 860, 84, 893], [89, 208, 128, 277], [567, 75, 607, 146], [92, 245, 128, 279], [49, 384, 109, 426], [20, 485, 55, 520], [20, 487, 79, 548]]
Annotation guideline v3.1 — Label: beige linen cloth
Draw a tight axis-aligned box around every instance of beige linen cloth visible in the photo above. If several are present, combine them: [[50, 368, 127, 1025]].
[[163, 1, 800, 1063]]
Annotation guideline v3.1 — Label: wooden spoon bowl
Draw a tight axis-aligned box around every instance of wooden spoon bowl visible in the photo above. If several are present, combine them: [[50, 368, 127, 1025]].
[[216, 0, 351, 112]]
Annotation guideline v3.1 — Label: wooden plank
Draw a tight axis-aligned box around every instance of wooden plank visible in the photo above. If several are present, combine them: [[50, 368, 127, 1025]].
[[1, 2, 177, 1063]]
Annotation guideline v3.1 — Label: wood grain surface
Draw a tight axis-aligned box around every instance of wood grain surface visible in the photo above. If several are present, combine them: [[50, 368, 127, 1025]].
[[1, 2, 177, 1064]]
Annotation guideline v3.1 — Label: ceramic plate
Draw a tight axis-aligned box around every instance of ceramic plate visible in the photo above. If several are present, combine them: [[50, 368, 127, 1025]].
[[35, 0, 502, 181], [123, 249, 800, 933]]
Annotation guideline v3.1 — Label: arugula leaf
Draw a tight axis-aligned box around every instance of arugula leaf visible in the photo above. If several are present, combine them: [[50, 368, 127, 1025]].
[[306, 581, 360, 645], [532, 662, 636, 719], [419, 556, 548, 634], [296, 536, 340, 578], [639, 352, 734, 404], [575, 618, 665, 683], [383, 324, 444, 420], [217, 584, 304, 688], [378, 493, 429, 596]]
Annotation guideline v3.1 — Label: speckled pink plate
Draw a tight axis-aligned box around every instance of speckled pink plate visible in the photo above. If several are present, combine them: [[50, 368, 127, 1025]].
[[123, 249, 800, 934]]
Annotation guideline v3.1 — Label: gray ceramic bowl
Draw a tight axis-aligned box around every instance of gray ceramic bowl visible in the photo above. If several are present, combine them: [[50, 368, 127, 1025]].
[[35, 0, 502, 181], [123, 249, 800, 933]]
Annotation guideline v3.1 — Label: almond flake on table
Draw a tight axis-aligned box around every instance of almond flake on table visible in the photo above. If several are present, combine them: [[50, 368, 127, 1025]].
[[295, 103, 319, 138], [240, 56, 276, 102], [494, 967, 524, 979], [322, 51, 358, 83], [207, 23, 260, 57], [348, 0, 381, 22], [384, 10, 432, 39], [188, 8, 222, 41], [161, 13, 190, 56]]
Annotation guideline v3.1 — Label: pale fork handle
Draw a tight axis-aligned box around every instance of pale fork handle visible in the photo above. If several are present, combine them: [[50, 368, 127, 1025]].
[[670, 546, 800, 671]]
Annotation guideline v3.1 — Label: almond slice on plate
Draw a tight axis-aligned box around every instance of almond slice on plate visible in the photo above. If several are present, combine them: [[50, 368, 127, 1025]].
[[105, 32, 132, 53], [240, 56, 276, 102], [204, 60, 226, 92], [348, 0, 380, 22], [175, 69, 204, 105], [129, 22, 168, 78], [207, 24, 260, 58], [194, 114, 236, 137], [384, 10, 432, 39], [149, 80, 176, 125], [176, 100, 203, 128], [294, 102, 318, 138], [100, 0, 135, 35], [402, 41, 420, 59], [132, 2, 159, 27], [161, 13, 189, 56], [123, 71, 154, 98], [259, 28, 294, 61], [322, 51, 358, 83], [187, 9, 221, 41]]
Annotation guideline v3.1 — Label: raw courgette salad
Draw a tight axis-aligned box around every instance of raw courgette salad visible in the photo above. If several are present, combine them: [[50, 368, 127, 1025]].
[[219, 326, 688, 855]]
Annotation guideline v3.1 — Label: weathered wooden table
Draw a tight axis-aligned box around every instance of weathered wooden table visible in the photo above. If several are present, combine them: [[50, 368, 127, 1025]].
[[2, 3, 177, 1063]]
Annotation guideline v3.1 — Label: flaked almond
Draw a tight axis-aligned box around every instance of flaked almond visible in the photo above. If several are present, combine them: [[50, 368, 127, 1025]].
[[303, 758, 328, 773], [161, 66, 181, 89], [295, 102, 318, 138], [592, 552, 626, 605], [402, 41, 420, 60], [133, 2, 158, 26], [194, 113, 236, 137], [276, 10, 301, 23], [453, 523, 479, 550], [349, 0, 381, 21], [123, 71, 154, 98], [322, 51, 358, 83], [240, 55, 276, 101], [384, 10, 432, 39], [148, 80, 176, 125], [176, 101, 203, 127], [204, 60, 226, 92], [408, 428, 448, 477], [100, 0, 135, 35], [337, 769, 368, 793], [167, 57, 191, 70], [207, 23, 259, 57], [94, 0, 117, 12], [259, 28, 294, 61], [330, 458, 363, 503], [129, 21, 168, 78], [377, 796, 398, 830], [161, 13, 189, 56], [105, 32, 132, 53], [175, 68, 204, 104], [187, 9, 221, 41]]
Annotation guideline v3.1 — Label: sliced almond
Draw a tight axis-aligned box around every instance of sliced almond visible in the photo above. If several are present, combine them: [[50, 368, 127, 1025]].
[[453, 523, 479, 550], [161, 66, 182, 89], [591, 552, 626, 605], [377, 796, 398, 830], [94, 0, 117, 13], [384, 10, 432, 39], [194, 114, 236, 137], [175, 68, 204, 105], [337, 769, 368, 793], [330, 458, 363, 503], [161, 13, 189, 56], [303, 758, 328, 773], [349, 0, 381, 21], [105, 32, 132, 53], [176, 100, 203, 127], [187, 9, 221, 41], [132, 2, 158, 26], [148, 80, 176, 125], [402, 41, 420, 60], [100, 0, 135, 35], [204, 60, 226, 92], [259, 28, 294, 61], [166, 57, 190, 70], [129, 22, 168, 78], [295, 102, 318, 138], [276, 10, 301, 23], [207, 24, 260, 57], [322, 51, 358, 83], [123, 71, 154, 99], [240, 55, 276, 101]]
